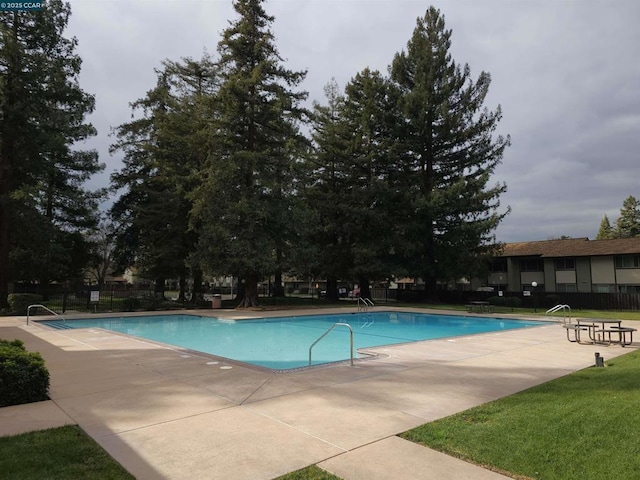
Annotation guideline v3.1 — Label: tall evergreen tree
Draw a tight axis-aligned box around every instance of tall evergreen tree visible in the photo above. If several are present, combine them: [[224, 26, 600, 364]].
[[615, 195, 640, 238], [341, 69, 407, 298], [303, 79, 354, 302], [110, 56, 217, 300], [193, 0, 308, 307], [390, 7, 510, 297], [0, 1, 102, 305], [304, 72, 405, 300], [596, 214, 615, 240]]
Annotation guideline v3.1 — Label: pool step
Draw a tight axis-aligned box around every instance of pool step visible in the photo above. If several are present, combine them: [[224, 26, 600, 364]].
[[44, 321, 74, 330]]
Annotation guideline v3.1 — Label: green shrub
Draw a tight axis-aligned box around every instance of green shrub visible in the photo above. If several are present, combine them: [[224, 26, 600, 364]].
[[487, 296, 522, 308], [505, 296, 522, 308], [137, 294, 161, 311], [545, 294, 560, 308], [0, 339, 50, 407], [487, 296, 505, 306], [160, 300, 183, 310], [7, 293, 44, 315], [0, 339, 24, 349], [122, 297, 141, 312]]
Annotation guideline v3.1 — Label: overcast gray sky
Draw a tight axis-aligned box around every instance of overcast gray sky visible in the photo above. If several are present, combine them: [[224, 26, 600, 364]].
[[66, 0, 640, 243]]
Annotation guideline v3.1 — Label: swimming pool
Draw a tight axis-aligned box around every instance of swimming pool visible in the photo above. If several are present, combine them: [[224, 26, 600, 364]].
[[41, 311, 544, 370]]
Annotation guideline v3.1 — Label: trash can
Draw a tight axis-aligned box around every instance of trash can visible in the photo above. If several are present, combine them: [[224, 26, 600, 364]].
[[212, 294, 222, 309]]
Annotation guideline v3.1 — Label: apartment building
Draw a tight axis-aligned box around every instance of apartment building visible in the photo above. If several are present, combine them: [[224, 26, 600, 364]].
[[487, 237, 640, 294]]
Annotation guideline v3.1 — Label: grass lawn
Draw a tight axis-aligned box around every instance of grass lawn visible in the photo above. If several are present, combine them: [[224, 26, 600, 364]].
[[276, 465, 341, 479], [0, 425, 134, 480], [400, 349, 640, 480]]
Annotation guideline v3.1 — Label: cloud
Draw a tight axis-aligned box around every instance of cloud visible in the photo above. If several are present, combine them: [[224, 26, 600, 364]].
[[66, 0, 640, 242]]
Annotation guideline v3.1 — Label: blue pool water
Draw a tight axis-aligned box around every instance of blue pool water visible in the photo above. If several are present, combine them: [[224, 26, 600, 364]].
[[41, 312, 544, 370]]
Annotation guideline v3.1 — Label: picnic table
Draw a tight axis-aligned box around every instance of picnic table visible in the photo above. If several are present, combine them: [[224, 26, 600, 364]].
[[466, 301, 493, 314], [575, 319, 636, 346]]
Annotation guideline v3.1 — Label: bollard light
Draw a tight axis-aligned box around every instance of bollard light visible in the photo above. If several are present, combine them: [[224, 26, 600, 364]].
[[595, 352, 604, 368]]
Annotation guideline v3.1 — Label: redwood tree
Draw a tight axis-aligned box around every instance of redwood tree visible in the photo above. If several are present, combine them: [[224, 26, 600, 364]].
[[0, 1, 101, 305], [193, 0, 308, 307], [390, 7, 510, 297]]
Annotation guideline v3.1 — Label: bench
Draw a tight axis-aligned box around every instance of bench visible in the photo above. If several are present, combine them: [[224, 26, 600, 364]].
[[562, 323, 590, 343], [595, 326, 637, 346]]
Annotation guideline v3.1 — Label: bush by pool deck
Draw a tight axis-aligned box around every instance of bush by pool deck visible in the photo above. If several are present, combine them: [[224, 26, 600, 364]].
[[2, 307, 637, 480]]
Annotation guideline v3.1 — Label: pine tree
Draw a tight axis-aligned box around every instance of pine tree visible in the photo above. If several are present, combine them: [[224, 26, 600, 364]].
[[110, 56, 217, 300], [615, 195, 640, 238], [340, 69, 406, 298], [193, 0, 308, 307], [389, 7, 510, 297], [596, 214, 615, 240], [302, 79, 354, 302], [0, 1, 102, 305]]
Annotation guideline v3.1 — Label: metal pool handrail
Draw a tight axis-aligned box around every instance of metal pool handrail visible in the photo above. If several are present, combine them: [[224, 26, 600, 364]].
[[27, 304, 65, 325], [546, 304, 571, 324], [309, 322, 354, 366], [357, 297, 374, 311]]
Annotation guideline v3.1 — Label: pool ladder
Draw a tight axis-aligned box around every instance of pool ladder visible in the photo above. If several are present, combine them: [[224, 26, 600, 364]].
[[26, 304, 66, 325], [546, 304, 572, 324], [357, 297, 374, 311], [309, 322, 354, 366]]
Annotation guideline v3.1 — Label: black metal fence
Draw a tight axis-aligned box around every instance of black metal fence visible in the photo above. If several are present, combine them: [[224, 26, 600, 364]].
[[435, 290, 640, 311], [11, 285, 213, 315], [11, 283, 640, 315]]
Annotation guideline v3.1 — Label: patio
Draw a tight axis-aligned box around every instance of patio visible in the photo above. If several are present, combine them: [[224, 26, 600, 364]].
[[2, 308, 637, 479]]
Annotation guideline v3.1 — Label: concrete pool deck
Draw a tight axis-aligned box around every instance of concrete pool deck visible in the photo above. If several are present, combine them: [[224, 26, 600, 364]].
[[1, 307, 638, 479]]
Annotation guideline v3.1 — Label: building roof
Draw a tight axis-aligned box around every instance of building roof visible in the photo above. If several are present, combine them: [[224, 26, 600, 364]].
[[499, 237, 640, 258]]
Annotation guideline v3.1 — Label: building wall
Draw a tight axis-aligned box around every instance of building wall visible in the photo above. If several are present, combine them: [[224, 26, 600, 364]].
[[617, 269, 640, 284], [521, 272, 544, 289], [507, 258, 521, 291], [576, 257, 592, 292], [488, 272, 508, 286], [544, 259, 556, 291], [591, 256, 615, 284], [555, 270, 576, 284]]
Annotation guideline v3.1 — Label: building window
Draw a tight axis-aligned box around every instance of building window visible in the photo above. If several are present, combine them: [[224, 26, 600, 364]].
[[520, 259, 544, 271], [556, 284, 577, 293], [593, 284, 615, 293], [554, 258, 575, 270], [615, 255, 640, 268], [489, 258, 507, 272], [618, 285, 640, 294]]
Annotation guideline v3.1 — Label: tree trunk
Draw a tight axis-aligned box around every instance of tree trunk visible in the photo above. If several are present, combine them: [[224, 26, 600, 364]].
[[178, 274, 186, 302], [154, 277, 165, 299], [272, 268, 285, 297], [237, 271, 259, 308], [191, 268, 203, 303], [0, 195, 9, 308], [235, 280, 245, 302], [423, 275, 438, 303], [325, 276, 339, 303], [359, 276, 371, 300], [0, 18, 17, 310]]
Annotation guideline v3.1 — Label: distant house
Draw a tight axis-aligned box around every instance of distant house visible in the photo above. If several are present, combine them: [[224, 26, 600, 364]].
[[487, 237, 640, 294]]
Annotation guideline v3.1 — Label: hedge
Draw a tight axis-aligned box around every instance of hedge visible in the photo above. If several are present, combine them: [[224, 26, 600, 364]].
[[7, 293, 44, 315], [0, 339, 50, 407], [487, 296, 522, 308]]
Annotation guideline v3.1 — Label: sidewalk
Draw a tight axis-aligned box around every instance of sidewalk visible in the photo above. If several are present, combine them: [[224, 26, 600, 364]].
[[2, 310, 636, 479]]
